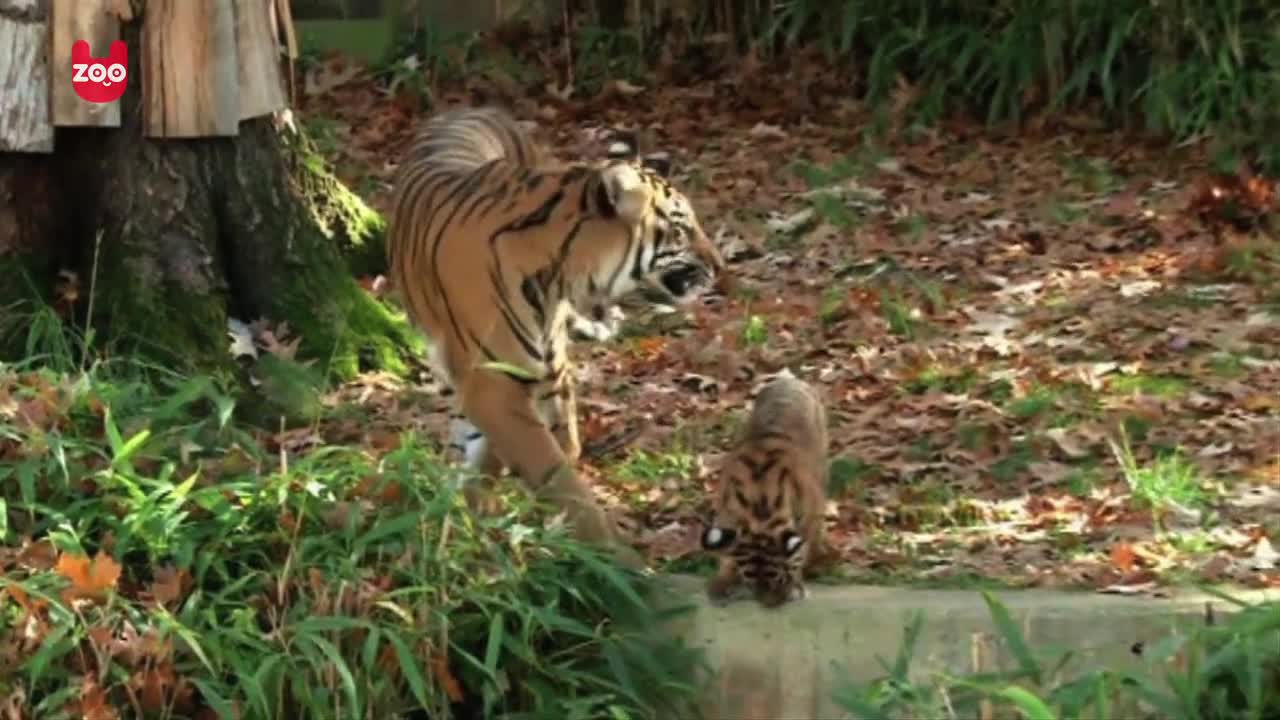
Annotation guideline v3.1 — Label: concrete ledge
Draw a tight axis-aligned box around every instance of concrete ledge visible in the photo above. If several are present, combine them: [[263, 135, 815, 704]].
[[659, 575, 1277, 720]]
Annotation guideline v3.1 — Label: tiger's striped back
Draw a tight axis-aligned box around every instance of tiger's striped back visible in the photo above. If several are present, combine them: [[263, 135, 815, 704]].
[[702, 371, 829, 608]]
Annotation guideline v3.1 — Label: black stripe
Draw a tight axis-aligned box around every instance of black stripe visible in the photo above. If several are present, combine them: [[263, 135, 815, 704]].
[[604, 232, 635, 295], [432, 161, 504, 350], [521, 276, 546, 326], [629, 232, 649, 280]]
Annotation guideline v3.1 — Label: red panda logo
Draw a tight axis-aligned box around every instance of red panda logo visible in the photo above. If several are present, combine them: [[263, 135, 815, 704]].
[[71, 40, 128, 104]]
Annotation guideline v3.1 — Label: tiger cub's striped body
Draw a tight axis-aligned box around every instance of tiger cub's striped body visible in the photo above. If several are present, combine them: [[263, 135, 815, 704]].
[[702, 371, 830, 607], [387, 106, 724, 552]]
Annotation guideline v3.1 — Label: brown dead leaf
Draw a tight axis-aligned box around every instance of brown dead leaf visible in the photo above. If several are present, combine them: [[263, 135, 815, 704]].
[[71, 677, 118, 720], [1101, 191, 1140, 218], [149, 566, 190, 607], [0, 686, 26, 720], [1241, 393, 1280, 413], [430, 653, 464, 703], [1097, 580, 1161, 596], [5, 585, 45, 623], [748, 122, 786, 140], [17, 539, 57, 571], [1109, 543, 1138, 573], [1027, 461, 1072, 486], [130, 664, 178, 713], [56, 552, 121, 605], [1044, 427, 1094, 460], [644, 521, 701, 562], [258, 326, 302, 360], [304, 58, 364, 97]]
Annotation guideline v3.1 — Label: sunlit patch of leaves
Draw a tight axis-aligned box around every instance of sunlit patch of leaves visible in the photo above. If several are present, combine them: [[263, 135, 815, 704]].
[[740, 314, 769, 347], [613, 448, 698, 486], [1108, 373, 1189, 399], [1113, 440, 1210, 515]]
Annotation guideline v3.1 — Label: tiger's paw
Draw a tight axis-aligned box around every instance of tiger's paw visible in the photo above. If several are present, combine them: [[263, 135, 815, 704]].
[[568, 306, 626, 343]]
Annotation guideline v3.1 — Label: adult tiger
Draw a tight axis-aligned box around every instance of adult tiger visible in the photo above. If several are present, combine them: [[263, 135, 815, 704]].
[[387, 105, 725, 558]]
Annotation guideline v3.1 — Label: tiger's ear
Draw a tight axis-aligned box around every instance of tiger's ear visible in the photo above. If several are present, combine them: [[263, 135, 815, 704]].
[[597, 163, 651, 223], [701, 525, 736, 551], [640, 152, 672, 178]]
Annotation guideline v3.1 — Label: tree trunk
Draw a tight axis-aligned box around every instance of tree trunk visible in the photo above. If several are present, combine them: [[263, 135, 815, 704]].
[[0, 21, 417, 382]]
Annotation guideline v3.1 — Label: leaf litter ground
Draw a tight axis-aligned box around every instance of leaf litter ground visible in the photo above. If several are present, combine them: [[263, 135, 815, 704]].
[[299, 55, 1280, 596]]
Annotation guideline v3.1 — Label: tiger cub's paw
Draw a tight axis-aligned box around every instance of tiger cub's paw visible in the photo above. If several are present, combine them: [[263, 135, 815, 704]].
[[706, 582, 751, 608], [787, 583, 809, 603]]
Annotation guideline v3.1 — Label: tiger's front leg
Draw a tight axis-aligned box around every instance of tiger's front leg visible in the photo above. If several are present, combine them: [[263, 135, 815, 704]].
[[707, 557, 746, 607], [460, 368, 644, 569], [540, 364, 581, 464], [450, 418, 506, 517]]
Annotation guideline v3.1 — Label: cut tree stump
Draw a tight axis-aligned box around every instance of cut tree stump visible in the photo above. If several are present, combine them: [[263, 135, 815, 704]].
[[1, 19, 409, 383], [142, 0, 240, 138], [234, 0, 288, 120], [0, 0, 54, 152], [49, 0, 123, 128]]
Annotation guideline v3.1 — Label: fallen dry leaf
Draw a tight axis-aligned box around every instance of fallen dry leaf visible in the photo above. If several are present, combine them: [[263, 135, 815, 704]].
[[71, 677, 118, 720], [431, 653, 464, 703], [149, 566, 191, 607], [55, 552, 122, 605]]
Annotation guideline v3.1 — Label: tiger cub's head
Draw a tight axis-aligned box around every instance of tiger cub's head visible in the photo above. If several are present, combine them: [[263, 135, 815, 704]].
[[701, 523, 807, 608], [577, 135, 725, 316], [699, 448, 811, 609]]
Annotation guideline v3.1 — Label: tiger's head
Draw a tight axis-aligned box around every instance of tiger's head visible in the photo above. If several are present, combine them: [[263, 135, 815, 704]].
[[701, 523, 807, 609], [572, 139, 725, 318]]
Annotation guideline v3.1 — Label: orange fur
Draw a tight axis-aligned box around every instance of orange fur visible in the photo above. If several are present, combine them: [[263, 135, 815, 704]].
[[702, 372, 829, 607], [386, 106, 725, 551]]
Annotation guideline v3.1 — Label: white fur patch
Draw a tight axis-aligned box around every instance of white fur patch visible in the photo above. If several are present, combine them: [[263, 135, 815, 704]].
[[449, 418, 487, 469], [601, 164, 648, 221]]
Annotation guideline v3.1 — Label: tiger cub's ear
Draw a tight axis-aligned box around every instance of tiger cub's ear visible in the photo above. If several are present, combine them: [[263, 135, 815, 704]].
[[597, 163, 651, 223]]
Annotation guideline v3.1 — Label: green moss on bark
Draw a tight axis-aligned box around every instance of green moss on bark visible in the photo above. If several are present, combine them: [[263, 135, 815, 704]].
[[283, 127, 387, 278], [220, 121, 421, 381], [54, 122, 237, 376], [0, 21, 413, 385], [0, 158, 64, 360]]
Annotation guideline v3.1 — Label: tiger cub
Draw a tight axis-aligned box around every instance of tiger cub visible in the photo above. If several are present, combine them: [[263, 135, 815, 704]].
[[701, 370, 830, 608]]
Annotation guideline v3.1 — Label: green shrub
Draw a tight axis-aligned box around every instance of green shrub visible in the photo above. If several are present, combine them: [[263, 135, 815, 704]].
[[0, 349, 706, 719], [528, 0, 1280, 173]]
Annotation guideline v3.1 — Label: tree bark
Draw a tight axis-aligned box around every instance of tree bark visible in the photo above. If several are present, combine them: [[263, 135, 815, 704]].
[[0, 0, 54, 152], [0, 21, 415, 380]]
